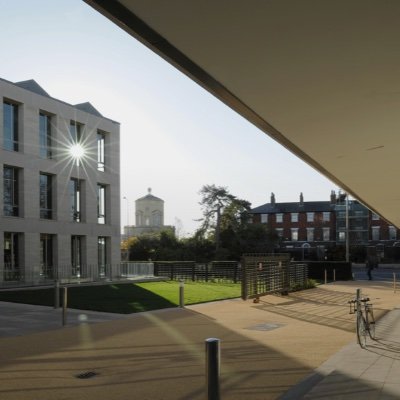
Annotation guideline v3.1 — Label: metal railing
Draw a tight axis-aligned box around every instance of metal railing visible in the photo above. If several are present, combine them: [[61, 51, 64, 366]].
[[241, 254, 308, 300], [0, 262, 155, 288], [154, 261, 240, 282]]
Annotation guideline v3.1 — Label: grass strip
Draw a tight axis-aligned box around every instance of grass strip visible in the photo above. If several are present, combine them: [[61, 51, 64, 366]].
[[0, 281, 241, 314]]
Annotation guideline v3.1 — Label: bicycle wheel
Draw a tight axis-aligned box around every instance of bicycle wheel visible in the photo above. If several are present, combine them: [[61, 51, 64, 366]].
[[366, 306, 376, 340], [356, 314, 367, 348]]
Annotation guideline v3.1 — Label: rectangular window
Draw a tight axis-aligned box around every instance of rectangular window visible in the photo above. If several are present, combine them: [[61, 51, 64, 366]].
[[372, 226, 380, 241], [261, 214, 268, 224], [40, 173, 53, 219], [338, 231, 346, 242], [291, 228, 298, 241], [97, 131, 105, 171], [39, 112, 52, 158], [40, 234, 53, 279], [3, 101, 18, 151], [3, 166, 19, 217], [4, 232, 20, 281], [291, 213, 298, 222], [323, 212, 330, 222], [323, 228, 330, 241], [389, 226, 397, 241], [97, 184, 106, 224], [276, 213, 283, 223], [98, 236, 107, 277], [69, 121, 82, 143], [71, 235, 82, 277], [372, 213, 380, 220], [69, 178, 81, 222], [276, 228, 283, 237], [307, 212, 314, 222], [306, 228, 314, 242]]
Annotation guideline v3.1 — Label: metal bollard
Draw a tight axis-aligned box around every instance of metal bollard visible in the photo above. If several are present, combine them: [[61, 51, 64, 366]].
[[54, 280, 60, 309], [179, 280, 185, 308], [394, 272, 397, 293], [62, 287, 68, 326], [206, 338, 220, 400], [333, 269, 336, 282], [324, 269, 327, 285]]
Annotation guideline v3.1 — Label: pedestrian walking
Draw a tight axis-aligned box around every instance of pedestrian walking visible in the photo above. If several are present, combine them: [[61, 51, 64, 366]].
[[366, 256, 378, 280]]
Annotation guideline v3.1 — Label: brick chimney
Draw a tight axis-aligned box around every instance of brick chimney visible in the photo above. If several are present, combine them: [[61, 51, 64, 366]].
[[271, 192, 275, 206], [300, 192, 304, 206], [330, 190, 337, 204]]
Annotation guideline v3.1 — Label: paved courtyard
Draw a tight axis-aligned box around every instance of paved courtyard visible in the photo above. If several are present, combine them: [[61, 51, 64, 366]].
[[0, 280, 399, 399]]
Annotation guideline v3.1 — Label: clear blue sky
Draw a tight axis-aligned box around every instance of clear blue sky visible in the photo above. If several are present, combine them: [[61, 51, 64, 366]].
[[0, 0, 337, 236]]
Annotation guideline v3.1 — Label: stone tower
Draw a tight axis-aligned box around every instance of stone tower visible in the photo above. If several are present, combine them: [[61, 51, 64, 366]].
[[135, 188, 164, 227]]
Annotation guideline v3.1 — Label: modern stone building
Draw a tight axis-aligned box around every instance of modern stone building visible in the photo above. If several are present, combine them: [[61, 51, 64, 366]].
[[0, 77, 120, 285]]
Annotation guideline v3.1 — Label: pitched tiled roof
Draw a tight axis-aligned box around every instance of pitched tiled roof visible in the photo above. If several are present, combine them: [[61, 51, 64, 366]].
[[251, 201, 334, 214]]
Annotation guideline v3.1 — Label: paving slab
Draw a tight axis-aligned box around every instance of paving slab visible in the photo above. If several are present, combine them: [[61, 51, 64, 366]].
[[0, 281, 400, 399]]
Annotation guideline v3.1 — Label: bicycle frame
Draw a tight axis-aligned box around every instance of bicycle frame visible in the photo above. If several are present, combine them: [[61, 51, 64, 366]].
[[348, 288, 375, 348]]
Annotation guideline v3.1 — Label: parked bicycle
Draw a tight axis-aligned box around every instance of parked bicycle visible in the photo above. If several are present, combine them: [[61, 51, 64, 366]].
[[348, 289, 376, 348]]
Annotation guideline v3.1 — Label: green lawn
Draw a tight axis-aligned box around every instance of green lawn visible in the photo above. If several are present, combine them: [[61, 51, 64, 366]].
[[0, 281, 241, 314]]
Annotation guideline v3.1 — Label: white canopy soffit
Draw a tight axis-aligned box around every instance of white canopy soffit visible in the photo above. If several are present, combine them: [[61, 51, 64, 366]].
[[85, 0, 400, 227]]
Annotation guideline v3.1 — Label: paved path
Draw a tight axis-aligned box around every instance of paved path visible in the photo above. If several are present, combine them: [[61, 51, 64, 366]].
[[0, 301, 130, 337], [280, 307, 400, 399], [0, 281, 400, 399]]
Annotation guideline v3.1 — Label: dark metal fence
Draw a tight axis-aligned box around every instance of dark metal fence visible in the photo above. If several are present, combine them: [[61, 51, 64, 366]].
[[241, 254, 308, 300], [154, 261, 240, 282]]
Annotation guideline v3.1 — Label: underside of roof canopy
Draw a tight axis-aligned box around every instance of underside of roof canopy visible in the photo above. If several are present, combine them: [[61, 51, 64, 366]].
[[85, 0, 400, 227]]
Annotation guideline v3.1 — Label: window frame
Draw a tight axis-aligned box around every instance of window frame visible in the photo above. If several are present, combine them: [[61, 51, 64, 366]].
[[69, 120, 83, 144], [371, 226, 380, 241], [323, 227, 330, 241], [98, 236, 107, 277], [3, 165, 19, 217], [97, 130, 106, 171], [3, 101, 19, 151], [69, 178, 81, 222], [4, 232, 20, 281], [39, 173, 53, 219], [97, 183, 106, 224], [39, 112, 52, 159], [307, 212, 314, 222], [322, 212, 330, 222]]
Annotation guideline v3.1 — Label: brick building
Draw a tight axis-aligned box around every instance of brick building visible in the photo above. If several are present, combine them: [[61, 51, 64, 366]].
[[251, 191, 399, 261]]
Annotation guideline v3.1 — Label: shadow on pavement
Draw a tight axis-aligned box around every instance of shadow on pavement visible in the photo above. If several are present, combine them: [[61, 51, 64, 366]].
[[0, 286, 399, 399]]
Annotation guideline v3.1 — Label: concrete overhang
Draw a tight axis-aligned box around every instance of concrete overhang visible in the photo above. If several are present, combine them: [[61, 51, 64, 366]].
[[85, 0, 400, 226]]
